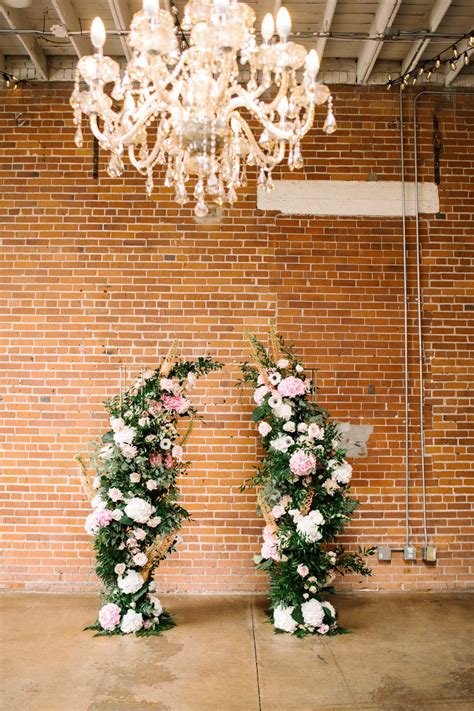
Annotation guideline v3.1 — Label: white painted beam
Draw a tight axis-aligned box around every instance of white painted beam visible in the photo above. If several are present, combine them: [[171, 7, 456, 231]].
[[51, 0, 92, 58], [446, 36, 473, 86], [401, 0, 452, 75], [315, 0, 338, 64], [257, 180, 440, 217], [107, 0, 132, 60], [356, 0, 401, 84], [0, 3, 48, 81]]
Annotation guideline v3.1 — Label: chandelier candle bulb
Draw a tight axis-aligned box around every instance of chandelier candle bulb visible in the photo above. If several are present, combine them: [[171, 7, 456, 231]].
[[143, 0, 159, 17], [276, 6, 292, 40], [306, 49, 320, 79], [90, 17, 106, 50], [261, 13, 275, 42]]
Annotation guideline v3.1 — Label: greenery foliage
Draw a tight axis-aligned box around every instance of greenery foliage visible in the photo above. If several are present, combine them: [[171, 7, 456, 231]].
[[81, 351, 222, 635], [241, 331, 374, 636]]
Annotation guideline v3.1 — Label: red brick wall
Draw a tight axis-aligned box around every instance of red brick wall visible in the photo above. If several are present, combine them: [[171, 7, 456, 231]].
[[1, 85, 472, 593]]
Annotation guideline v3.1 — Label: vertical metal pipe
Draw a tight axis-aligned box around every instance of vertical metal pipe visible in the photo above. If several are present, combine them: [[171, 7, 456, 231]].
[[400, 86, 411, 547], [412, 89, 473, 547]]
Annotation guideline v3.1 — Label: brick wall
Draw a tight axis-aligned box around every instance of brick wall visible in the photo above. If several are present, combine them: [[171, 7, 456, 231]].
[[0, 85, 472, 593]]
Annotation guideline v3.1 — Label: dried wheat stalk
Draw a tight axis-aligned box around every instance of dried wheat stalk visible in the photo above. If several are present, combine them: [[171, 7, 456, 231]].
[[75, 455, 95, 498], [159, 340, 180, 376], [257, 487, 277, 528]]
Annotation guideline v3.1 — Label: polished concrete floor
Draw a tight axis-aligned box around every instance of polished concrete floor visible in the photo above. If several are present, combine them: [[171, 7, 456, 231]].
[[1, 593, 473, 711]]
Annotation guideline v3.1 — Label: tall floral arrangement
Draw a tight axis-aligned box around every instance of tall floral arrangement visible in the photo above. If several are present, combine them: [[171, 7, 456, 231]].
[[78, 343, 222, 635], [241, 330, 374, 637]]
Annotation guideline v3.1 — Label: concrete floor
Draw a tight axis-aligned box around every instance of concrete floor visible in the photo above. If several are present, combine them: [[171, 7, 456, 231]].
[[1, 593, 473, 711]]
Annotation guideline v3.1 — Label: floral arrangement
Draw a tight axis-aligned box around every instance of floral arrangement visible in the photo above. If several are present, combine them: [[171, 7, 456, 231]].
[[78, 343, 222, 635], [241, 329, 374, 637]]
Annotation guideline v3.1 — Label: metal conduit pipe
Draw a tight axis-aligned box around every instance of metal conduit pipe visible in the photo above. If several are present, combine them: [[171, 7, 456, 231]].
[[412, 89, 474, 550], [399, 86, 410, 549]]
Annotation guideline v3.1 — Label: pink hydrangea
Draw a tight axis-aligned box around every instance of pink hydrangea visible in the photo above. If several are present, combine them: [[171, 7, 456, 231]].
[[289, 450, 316, 477], [261, 525, 280, 561], [98, 603, 121, 631], [254, 385, 269, 405], [161, 395, 188, 412], [277, 376, 307, 398], [85, 508, 114, 535]]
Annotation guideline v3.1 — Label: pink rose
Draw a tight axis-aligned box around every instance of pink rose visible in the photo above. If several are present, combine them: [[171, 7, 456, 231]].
[[165, 454, 173, 468], [297, 564, 309, 577], [318, 624, 330, 635], [289, 450, 316, 477], [308, 423, 325, 440], [148, 400, 162, 416], [149, 452, 162, 467], [161, 395, 189, 413], [98, 603, 121, 631], [172, 444, 183, 462], [271, 504, 286, 519], [277, 376, 306, 398]]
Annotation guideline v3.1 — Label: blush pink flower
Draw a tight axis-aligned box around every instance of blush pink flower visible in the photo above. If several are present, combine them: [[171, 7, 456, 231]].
[[85, 508, 114, 535], [318, 624, 330, 635], [98, 603, 121, 632], [277, 376, 307, 398], [149, 452, 162, 467], [253, 385, 269, 405], [148, 400, 162, 416], [165, 454, 173, 468], [297, 564, 309, 577], [289, 450, 316, 477], [261, 525, 280, 561], [161, 395, 189, 413], [172, 444, 183, 462]]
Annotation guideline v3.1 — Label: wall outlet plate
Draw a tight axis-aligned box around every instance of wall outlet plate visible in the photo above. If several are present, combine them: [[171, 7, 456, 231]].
[[378, 546, 392, 561], [404, 545, 417, 561], [423, 545, 437, 562]]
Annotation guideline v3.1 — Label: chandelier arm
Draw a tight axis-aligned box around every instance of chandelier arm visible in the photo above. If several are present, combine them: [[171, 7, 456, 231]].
[[230, 112, 286, 167], [89, 114, 111, 149]]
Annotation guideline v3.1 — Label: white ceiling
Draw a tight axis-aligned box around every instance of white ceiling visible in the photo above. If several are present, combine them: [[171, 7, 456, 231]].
[[0, 0, 473, 84]]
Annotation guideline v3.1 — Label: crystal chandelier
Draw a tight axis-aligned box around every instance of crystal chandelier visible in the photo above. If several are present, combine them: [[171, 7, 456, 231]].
[[70, 0, 336, 217]]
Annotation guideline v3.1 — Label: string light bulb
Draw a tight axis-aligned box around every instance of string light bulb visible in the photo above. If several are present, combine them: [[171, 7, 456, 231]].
[[435, 56, 441, 68], [453, 45, 458, 58]]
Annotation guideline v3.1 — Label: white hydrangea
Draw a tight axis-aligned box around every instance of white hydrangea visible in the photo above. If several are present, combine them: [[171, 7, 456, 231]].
[[330, 460, 353, 485], [273, 604, 297, 633], [273, 403, 292, 420], [301, 599, 325, 627], [113, 425, 136, 446], [124, 497, 154, 523], [117, 570, 144, 594], [291, 509, 325, 543], [120, 609, 143, 634]]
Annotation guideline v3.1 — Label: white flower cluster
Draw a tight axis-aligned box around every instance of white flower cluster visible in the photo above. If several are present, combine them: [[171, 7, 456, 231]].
[[290, 509, 325, 543]]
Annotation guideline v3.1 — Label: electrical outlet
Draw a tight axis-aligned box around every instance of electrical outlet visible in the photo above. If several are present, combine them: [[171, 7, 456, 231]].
[[404, 545, 417, 561], [378, 546, 391, 561], [423, 545, 437, 562]]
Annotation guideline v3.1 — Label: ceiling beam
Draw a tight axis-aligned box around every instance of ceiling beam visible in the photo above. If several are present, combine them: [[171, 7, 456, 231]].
[[0, 52, 4, 73], [356, 0, 401, 84], [446, 36, 473, 86], [0, 3, 48, 80], [314, 0, 337, 64], [107, 0, 132, 59], [51, 0, 92, 58], [401, 0, 453, 75]]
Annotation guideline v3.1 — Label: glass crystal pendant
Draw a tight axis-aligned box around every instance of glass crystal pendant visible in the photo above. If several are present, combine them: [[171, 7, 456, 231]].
[[70, 0, 336, 217]]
